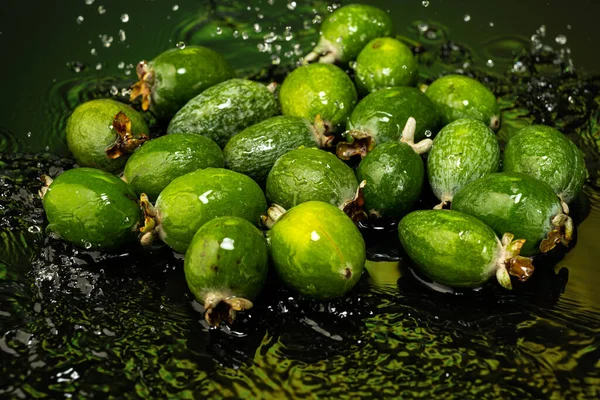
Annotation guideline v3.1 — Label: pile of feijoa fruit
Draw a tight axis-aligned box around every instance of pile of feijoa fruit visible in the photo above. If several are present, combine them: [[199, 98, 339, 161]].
[[40, 3, 587, 326]]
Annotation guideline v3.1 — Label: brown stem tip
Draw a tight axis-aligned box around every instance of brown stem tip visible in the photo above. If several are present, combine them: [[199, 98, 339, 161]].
[[38, 174, 54, 199], [496, 233, 535, 290], [312, 114, 335, 148], [539, 213, 574, 253], [341, 180, 367, 223], [105, 111, 148, 160], [204, 293, 253, 327], [139, 193, 158, 246], [130, 61, 153, 111], [336, 131, 374, 160], [262, 204, 287, 229]]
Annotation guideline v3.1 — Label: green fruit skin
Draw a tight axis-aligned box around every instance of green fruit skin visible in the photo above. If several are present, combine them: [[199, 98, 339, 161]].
[[148, 46, 236, 119], [155, 168, 267, 254], [398, 210, 502, 288], [347, 87, 440, 144], [267, 201, 366, 300], [356, 141, 424, 219], [279, 63, 357, 130], [184, 216, 268, 304], [123, 134, 224, 201], [66, 99, 149, 173], [425, 74, 500, 129], [452, 172, 563, 256], [502, 125, 587, 204], [223, 116, 319, 187], [266, 148, 358, 210], [315, 4, 393, 63], [167, 79, 279, 148], [428, 118, 500, 202], [42, 168, 141, 250], [354, 37, 418, 95]]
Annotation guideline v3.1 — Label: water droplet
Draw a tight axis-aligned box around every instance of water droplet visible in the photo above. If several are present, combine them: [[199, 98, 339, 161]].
[[287, 1, 297, 10], [216, 27, 222, 35], [76, 16, 84, 24], [85, 0, 95, 4], [100, 34, 113, 48], [486, 59, 495, 68], [220, 238, 235, 250], [97, 5, 106, 15], [284, 26, 293, 41], [172, 5, 179, 11], [271, 55, 281, 65], [95, 63, 102, 70], [28, 225, 41, 234], [120, 13, 129, 23], [26, 132, 32, 138], [512, 61, 526, 73], [118, 29, 126, 42], [424, 130, 432, 138], [462, 100, 469, 106], [253, 23, 262, 33], [418, 22, 429, 33], [84, 242, 93, 249], [90, 48, 97, 56], [311, 231, 321, 241], [422, 0, 430, 7], [555, 34, 567, 45], [463, 14, 471, 22], [110, 86, 118, 96], [489, 22, 495, 27], [176, 41, 185, 49], [242, 32, 250, 40]]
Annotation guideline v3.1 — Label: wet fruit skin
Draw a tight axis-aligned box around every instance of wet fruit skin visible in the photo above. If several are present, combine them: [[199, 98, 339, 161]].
[[427, 118, 500, 207], [502, 125, 587, 204], [267, 201, 366, 300], [306, 3, 393, 64], [398, 209, 503, 288], [123, 133, 224, 201], [356, 141, 424, 220], [184, 216, 268, 308], [354, 37, 418, 95], [167, 79, 279, 148], [266, 147, 358, 210], [42, 168, 142, 250], [279, 63, 357, 130], [347, 87, 440, 144], [66, 99, 149, 173], [223, 116, 322, 187], [133, 46, 236, 119], [425, 74, 500, 131], [154, 168, 267, 254], [452, 172, 566, 256]]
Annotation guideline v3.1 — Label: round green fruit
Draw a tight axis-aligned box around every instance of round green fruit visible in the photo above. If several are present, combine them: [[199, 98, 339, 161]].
[[131, 45, 235, 119], [267, 201, 366, 300], [184, 216, 268, 326], [123, 133, 224, 201], [41, 168, 142, 250], [279, 63, 357, 131], [502, 125, 587, 204], [66, 99, 149, 173]]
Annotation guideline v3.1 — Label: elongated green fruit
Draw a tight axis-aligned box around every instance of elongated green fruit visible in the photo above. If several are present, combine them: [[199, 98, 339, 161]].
[[184, 216, 268, 326], [398, 210, 533, 289], [452, 172, 573, 256]]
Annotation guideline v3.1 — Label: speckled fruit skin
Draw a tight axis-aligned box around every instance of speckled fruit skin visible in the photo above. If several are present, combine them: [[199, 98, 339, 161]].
[[145, 46, 235, 119], [266, 148, 358, 210], [425, 74, 500, 130], [503, 125, 586, 204], [66, 99, 149, 173], [427, 118, 500, 204], [452, 172, 564, 256], [184, 217, 268, 304], [155, 168, 267, 254], [224, 116, 319, 186], [279, 63, 357, 130], [398, 209, 502, 288], [354, 37, 418, 95], [267, 201, 366, 300], [167, 79, 279, 148], [123, 133, 224, 201], [347, 87, 440, 144], [356, 141, 424, 219], [312, 3, 393, 63], [42, 168, 142, 250]]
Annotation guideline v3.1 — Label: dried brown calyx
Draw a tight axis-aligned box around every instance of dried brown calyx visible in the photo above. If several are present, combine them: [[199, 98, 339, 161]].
[[336, 130, 375, 160], [539, 201, 574, 253], [495, 233, 535, 290], [139, 193, 158, 246], [105, 112, 149, 160], [261, 204, 287, 229], [203, 292, 253, 327], [312, 114, 336, 148], [130, 61, 154, 111], [341, 180, 367, 223], [38, 175, 54, 199]]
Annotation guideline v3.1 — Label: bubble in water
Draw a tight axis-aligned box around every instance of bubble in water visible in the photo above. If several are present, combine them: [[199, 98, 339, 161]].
[[463, 14, 471, 22], [555, 34, 567, 45], [98, 5, 106, 15], [120, 14, 129, 23], [176, 41, 185, 49], [287, 2, 297, 10], [76, 16, 84, 24], [422, 1, 430, 7], [486, 59, 495, 68], [118, 29, 126, 42], [172, 5, 179, 11]]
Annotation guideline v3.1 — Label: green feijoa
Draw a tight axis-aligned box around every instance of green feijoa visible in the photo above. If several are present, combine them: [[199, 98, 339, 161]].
[[338, 87, 440, 159], [279, 63, 357, 131], [266, 201, 366, 300], [503, 125, 587, 204], [223, 116, 334, 187], [354, 37, 418, 95], [356, 118, 431, 220], [452, 172, 573, 256], [66, 99, 149, 173], [184, 216, 268, 326], [142, 168, 267, 254], [398, 210, 533, 290], [266, 147, 358, 211], [167, 79, 279, 148], [304, 4, 393, 64], [425, 74, 501, 131], [427, 118, 500, 208], [40, 168, 142, 250], [123, 133, 224, 201], [131, 45, 235, 119]]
